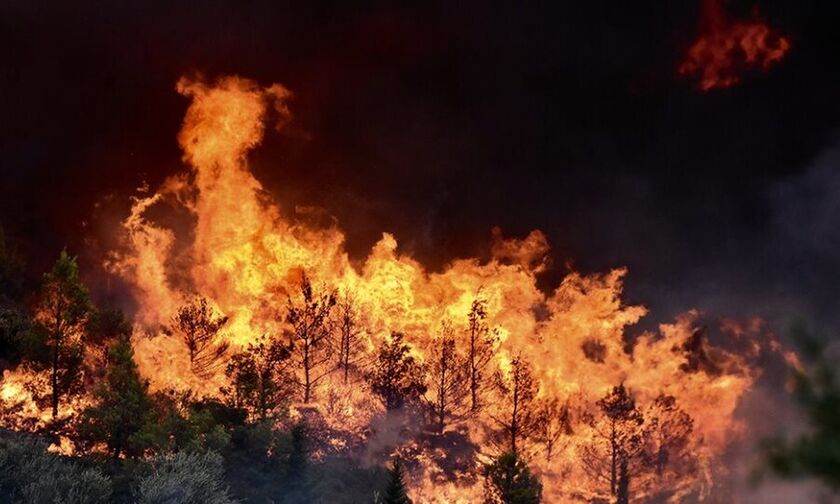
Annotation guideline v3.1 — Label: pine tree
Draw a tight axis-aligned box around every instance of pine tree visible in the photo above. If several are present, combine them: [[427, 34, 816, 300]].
[[466, 294, 498, 413], [382, 457, 411, 504], [222, 334, 292, 422], [336, 291, 364, 384], [490, 354, 538, 454], [483, 451, 542, 504], [171, 296, 230, 378], [367, 332, 426, 411], [285, 273, 336, 403], [426, 323, 468, 434], [78, 337, 153, 458], [284, 421, 310, 503], [34, 249, 91, 418]]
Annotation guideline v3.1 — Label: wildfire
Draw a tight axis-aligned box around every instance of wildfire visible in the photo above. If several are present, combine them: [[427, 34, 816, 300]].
[[679, 0, 791, 91], [64, 73, 780, 501]]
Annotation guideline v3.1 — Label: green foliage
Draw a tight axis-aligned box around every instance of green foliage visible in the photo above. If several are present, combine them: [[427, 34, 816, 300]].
[[132, 390, 231, 455], [78, 337, 153, 458], [0, 433, 112, 503], [0, 307, 30, 370], [367, 332, 427, 411], [222, 335, 292, 422], [85, 306, 132, 347], [34, 249, 92, 418], [381, 457, 412, 504], [483, 452, 542, 504], [283, 421, 310, 503], [764, 325, 840, 489], [136, 450, 237, 504]]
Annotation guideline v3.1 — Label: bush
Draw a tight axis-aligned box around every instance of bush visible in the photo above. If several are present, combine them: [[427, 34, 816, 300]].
[[0, 433, 112, 503], [136, 450, 237, 504]]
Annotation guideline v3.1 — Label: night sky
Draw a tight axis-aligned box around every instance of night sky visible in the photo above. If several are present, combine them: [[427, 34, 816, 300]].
[[2, 0, 839, 335]]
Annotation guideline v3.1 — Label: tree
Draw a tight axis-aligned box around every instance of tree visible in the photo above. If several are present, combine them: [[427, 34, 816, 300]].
[[78, 337, 153, 458], [284, 421, 310, 503], [490, 354, 538, 454], [367, 332, 426, 412], [171, 296, 230, 379], [222, 335, 293, 422], [642, 394, 695, 488], [0, 225, 25, 306], [285, 273, 336, 403], [336, 292, 365, 384], [533, 397, 573, 463], [467, 294, 498, 413], [426, 323, 468, 434], [381, 457, 412, 504], [582, 384, 644, 500], [34, 250, 91, 418], [483, 452, 542, 504], [616, 457, 630, 504], [85, 306, 132, 347], [764, 326, 840, 490]]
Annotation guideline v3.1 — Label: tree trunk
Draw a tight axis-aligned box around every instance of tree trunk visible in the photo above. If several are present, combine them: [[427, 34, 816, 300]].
[[303, 340, 311, 403], [51, 329, 60, 418]]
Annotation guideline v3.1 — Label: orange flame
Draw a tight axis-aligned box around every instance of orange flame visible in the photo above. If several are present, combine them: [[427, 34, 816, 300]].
[[679, 0, 790, 91], [102, 74, 775, 501]]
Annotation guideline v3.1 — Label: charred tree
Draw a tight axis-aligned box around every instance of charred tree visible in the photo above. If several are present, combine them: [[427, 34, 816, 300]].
[[467, 294, 498, 413], [367, 332, 426, 412], [582, 384, 644, 500], [426, 323, 468, 434], [335, 292, 364, 385], [285, 273, 336, 403], [642, 394, 696, 496], [172, 296, 230, 379], [534, 397, 573, 463], [34, 250, 91, 419], [490, 354, 538, 455]]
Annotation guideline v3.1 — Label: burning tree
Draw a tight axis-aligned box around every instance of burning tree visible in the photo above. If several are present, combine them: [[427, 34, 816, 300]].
[[34, 250, 91, 419], [533, 397, 573, 463], [171, 296, 230, 379], [425, 323, 469, 434], [582, 384, 644, 501], [467, 294, 498, 413], [490, 354, 539, 455], [222, 335, 293, 422], [335, 291, 365, 384], [367, 332, 426, 412], [285, 273, 336, 403], [642, 394, 696, 494]]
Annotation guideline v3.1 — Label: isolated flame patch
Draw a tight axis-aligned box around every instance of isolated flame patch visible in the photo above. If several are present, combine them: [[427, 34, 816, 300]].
[[680, 0, 790, 91]]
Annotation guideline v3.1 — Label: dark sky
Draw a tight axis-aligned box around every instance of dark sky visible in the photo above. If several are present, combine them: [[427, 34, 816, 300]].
[[2, 0, 839, 334]]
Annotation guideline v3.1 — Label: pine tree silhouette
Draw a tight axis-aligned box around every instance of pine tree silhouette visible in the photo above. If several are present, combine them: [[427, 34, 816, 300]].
[[382, 458, 411, 504]]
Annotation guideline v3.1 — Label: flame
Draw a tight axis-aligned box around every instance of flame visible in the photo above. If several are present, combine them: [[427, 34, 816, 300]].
[[99, 74, 776, 501], [679, 0, 790, 91]]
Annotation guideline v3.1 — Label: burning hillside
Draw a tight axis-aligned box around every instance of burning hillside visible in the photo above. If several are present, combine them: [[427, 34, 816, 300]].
[[24, 74, 778, 502]]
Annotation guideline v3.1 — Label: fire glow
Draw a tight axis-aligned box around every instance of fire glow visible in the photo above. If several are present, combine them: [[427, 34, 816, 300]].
[[680, 0, 791, 91], [1, 75, 786, 502]]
